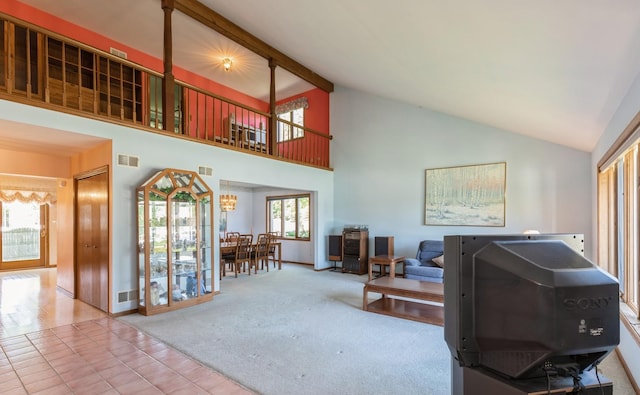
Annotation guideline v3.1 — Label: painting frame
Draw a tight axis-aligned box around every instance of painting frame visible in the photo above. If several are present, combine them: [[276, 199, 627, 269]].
[[425, 162, 506, 226]]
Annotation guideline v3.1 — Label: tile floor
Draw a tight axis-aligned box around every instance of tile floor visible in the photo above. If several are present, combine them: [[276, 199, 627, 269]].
[[0, 268, 254, 394]]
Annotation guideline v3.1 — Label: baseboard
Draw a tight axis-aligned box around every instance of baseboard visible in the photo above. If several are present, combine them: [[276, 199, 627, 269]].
[[615, 346, 640, 395], [283, 260, 312, 266], [110, 308, 139, 317], [56, 285, 73, 298]]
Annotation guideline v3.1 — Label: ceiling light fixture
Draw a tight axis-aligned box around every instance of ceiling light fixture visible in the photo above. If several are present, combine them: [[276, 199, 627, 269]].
[[222, 57, 232, 72]]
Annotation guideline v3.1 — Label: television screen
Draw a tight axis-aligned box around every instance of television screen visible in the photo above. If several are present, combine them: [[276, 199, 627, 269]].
[[444, 234, 619, 380]]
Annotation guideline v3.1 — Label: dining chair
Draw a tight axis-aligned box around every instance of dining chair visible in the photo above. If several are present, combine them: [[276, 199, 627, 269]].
[[234, 234, 254, 276], [253, 233, 271, 272], [220, 232, 240, 278], [266, 232, 279, 268], [225, 231, 240, 242]]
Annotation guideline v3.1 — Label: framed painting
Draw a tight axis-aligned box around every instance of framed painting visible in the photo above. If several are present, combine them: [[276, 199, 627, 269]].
[[425, 162, 506, 226], [219, 210, 227, 232]]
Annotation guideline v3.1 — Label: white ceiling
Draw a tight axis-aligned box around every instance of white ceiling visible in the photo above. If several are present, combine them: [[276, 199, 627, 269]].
[[14, 0, 640, 152]]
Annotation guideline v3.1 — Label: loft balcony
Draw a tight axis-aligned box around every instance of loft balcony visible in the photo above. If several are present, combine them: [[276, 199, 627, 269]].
[[0, 5, 333, 170]]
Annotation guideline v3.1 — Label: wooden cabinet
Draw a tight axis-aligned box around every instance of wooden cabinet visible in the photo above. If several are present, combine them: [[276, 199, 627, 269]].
[[342, 228, 368, 275], [6, 23, 43, 98], [46, 36, 142, 122], [47, 37, 95, 111], [97, 56, 142, 122], [137, 169, 214, 315]]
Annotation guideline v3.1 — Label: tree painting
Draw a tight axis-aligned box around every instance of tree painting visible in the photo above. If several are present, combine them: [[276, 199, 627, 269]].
[[425, 162, 506, 226]]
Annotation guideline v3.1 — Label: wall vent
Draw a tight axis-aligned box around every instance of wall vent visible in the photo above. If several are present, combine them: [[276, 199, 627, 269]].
[[117, 290, 139, 303], [117, 154, 139, 168], [110, 47, 128, 59], [198, 166, 213, 176]]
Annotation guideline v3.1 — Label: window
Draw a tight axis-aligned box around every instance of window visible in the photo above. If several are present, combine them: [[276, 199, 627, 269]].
[[597, 133, 640, 318], [277, 107, 304, 142], [267, 194, 310, 240]]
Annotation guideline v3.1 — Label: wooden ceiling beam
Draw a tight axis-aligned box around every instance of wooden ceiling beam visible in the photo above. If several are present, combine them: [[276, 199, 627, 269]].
[[174, 0, 334, 93]]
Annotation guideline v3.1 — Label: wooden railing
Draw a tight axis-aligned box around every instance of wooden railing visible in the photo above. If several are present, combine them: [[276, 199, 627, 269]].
[[177, 82, 331, 168], [0, 15, 332, 170]]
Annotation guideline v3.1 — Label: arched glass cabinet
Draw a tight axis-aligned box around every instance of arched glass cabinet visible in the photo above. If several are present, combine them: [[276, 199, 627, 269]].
[[137, 168, 213, 315]]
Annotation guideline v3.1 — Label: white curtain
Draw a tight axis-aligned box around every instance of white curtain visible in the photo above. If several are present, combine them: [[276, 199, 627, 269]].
[[0, 190, 54, 204]]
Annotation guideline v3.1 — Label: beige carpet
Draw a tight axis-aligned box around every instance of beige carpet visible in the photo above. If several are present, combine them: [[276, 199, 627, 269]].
[[120, 264, 635, 395], [120, 264, 450, 394]]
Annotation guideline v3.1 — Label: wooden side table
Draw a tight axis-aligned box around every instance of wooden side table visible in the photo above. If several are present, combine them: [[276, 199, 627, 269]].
[[368, 255, 405, 281]]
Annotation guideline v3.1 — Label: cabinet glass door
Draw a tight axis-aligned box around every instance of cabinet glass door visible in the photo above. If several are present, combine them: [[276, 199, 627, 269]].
[[170, 195, 198, 301], [200, 198, 212, 293], [148, 194, 168, 307]]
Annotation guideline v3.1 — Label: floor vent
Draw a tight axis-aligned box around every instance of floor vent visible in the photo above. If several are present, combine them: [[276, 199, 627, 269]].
[[117, 154, 139, 167], [117, 290, 139, 303], [198, 166, 213, 176], [110, 47, 127, 59]]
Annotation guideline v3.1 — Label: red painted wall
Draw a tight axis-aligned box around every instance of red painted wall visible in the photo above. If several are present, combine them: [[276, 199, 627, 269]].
[[276, 88, 330, 164], [278, 88, 330, 135]]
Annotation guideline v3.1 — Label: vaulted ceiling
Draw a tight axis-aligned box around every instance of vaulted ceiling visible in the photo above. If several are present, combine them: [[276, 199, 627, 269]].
[[16, 0, 640, 152]]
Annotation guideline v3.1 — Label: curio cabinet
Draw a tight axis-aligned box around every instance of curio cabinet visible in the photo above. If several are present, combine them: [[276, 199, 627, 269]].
[[137, 168, 213, 315]]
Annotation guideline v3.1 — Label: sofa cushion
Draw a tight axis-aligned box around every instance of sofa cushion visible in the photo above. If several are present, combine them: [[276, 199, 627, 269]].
[[416, 240, 444, 263], [404, 258, 421, 266], [405, 264, 444, 280], [405, 273, 444, 283], [432, 255, 444, 267]]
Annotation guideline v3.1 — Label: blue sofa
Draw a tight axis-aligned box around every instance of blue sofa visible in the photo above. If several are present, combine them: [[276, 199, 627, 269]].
[[403, 240, 444, 283]]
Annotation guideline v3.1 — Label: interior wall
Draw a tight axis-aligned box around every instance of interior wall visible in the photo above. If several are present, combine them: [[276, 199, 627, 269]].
[[0, 147, 70, 178], [55, 179, 74, 293], [222, 187, 255, 236], [331, 86, 592, 260]]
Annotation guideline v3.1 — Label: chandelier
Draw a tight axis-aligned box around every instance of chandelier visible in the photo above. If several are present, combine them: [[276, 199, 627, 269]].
[[220, 181, 237, 211], [220, 194, 237, 211]]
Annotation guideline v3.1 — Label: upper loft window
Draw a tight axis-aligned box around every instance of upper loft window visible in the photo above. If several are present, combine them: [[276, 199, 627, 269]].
[[277, 108, 304, 141], [276, 97, 308, 142]]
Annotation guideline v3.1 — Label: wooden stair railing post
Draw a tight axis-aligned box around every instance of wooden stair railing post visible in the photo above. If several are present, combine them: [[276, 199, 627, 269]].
[[269, 57, 276, 156], [161, 0, 175, 133]]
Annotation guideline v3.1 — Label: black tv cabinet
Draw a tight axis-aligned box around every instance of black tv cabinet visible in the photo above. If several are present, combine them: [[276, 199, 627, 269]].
[[452, 361, 613, 395]]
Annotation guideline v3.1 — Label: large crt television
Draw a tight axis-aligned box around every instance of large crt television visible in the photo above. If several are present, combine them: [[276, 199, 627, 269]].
[[444, 234, 619, 380]]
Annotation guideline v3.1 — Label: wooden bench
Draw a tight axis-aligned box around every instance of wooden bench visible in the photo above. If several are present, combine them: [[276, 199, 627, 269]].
[[363, 277, 444, 326]]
